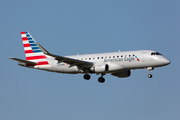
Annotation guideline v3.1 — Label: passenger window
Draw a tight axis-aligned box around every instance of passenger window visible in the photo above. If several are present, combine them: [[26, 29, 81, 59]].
[[105, 56, 107, 59], [121, 55, 123, 57], [89, 58, 91, 60], [93, 57, 95, 60], [97, 57, 99, 59], [85, 58, 87, 60], [129, 55, 131, 57], [109, 56, 111, 58], [101, 57, 103, 59], [113, 56, 115, 58], [81, 58, 83, 60], [117, 56, 119, 58]]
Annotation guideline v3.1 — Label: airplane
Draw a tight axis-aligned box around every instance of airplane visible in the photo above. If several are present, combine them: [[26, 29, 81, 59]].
[[9, 31, 171, 83]]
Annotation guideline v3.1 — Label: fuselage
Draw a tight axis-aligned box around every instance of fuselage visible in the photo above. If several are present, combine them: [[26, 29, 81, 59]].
[[44, 50, 170, 74], [10, 31, 170, 83], [10, 31, 171, 83]]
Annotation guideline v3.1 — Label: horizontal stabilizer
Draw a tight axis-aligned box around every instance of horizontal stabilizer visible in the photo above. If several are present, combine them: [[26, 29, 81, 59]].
[[9, 57, 37, 65]]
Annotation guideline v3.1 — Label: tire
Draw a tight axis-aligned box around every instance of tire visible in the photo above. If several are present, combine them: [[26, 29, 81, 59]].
[[84, 74, 91, 80], [148, 74, 152, 78], [98, 77, 105, 83]]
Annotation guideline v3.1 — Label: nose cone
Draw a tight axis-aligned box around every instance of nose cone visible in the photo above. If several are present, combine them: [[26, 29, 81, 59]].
[[162, 58, 171, 65]]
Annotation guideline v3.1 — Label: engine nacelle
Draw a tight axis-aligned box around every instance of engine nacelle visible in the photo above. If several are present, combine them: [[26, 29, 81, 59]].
[[111, 70, 131, 78], [90, 64, 109, 73]]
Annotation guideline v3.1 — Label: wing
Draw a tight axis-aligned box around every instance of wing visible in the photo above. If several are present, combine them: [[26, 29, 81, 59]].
[[36, 43, 94, 69]]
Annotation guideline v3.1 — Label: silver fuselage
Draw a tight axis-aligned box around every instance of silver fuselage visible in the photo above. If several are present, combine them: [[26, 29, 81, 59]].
[[33, 50, 170, 74]]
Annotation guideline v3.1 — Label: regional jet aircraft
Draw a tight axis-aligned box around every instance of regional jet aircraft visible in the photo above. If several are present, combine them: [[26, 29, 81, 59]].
[[9, 31, 171, 83]]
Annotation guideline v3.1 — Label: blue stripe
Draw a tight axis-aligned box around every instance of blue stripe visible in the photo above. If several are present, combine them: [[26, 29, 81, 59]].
[[30, 44, 37, 47], [28, 38, 33, 40], [26, 34, 30, 37], [32, 47, 40, 50], [33, 50, 42, 53], [29, 41, 35, 43]]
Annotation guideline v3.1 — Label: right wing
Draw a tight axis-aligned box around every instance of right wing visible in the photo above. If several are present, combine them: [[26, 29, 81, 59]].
[[36, 43, 94, 69]]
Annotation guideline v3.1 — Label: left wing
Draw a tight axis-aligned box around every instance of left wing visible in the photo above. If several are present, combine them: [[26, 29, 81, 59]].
[[36, 43, 94, 69]]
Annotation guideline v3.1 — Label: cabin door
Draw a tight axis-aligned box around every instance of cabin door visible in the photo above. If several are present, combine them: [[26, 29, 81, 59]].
[[141, 52, 146, 62]]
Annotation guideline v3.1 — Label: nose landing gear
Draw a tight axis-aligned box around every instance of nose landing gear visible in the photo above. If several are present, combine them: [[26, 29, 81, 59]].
[[148, 74, 153, 78], [147, 67, 154, 78]]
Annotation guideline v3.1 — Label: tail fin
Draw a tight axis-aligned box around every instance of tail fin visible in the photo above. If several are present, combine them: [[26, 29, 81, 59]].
[[21, 31, 49, 66]]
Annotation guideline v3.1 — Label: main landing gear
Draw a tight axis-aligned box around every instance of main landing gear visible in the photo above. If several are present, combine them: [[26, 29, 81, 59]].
[[147, 67, 154, 78], [98, 74, 105, 83], [83, 74, 106, 83], [83, 74, 91, 80]]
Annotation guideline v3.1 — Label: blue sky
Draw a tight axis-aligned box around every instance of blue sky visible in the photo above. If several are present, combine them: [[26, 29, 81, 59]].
[[1, 0, 179, 120]]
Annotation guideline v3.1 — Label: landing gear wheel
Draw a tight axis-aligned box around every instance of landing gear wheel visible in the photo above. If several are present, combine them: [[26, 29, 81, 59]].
[[148, 74, 153, 78], [98, 77, 105, 83], [83, 74, 91, 80]]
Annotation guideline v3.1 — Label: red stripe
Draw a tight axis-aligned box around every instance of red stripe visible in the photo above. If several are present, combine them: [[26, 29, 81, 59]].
[[37, 61, 49, 65], [26, 61, 49, 66], [21, 32, 25, 34], [22, 37, 28, 41], [25, 50, 33, 54], [26, 55, 47, 60], [23, 43, 31, 47]]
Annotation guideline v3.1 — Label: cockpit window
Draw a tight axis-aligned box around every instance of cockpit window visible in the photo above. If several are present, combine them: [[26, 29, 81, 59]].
[[156, 52, 162, 55], [151, 52, 156, 55], [151, 52, 162, 55]]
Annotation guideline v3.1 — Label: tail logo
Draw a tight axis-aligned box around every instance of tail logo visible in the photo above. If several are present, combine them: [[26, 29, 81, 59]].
[[21, 31, 49, 66]]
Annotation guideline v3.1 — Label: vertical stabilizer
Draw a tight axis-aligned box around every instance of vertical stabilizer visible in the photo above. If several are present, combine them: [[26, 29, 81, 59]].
[[21, 31, 49, 66]]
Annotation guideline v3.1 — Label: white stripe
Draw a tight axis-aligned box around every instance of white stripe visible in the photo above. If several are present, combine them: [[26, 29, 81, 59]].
[[27, 59, 48, 62], [21, 34, 26, 37], [25, 53, 45, 57], [23, 41, 29, 44], [24, 47, 32, 50]]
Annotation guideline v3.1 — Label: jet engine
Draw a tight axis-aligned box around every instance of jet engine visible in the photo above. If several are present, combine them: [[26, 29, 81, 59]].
[[111, 70, 131, 78], [90, 64, 109, 73]]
